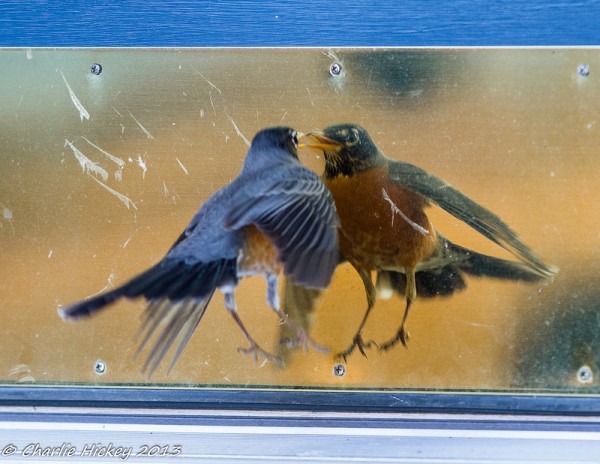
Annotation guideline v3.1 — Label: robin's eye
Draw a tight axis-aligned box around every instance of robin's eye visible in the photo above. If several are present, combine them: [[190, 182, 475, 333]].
[[346, 128, 360, 146], [291, 131, 298, 148]]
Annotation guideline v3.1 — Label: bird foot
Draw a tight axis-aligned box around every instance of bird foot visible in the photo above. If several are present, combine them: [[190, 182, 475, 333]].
[[237, 342, 283, 365], [335, 334, 377, 361], [378, 328, 411, 352], [278, 314, 331, 354], [279, 334, 331, 354]]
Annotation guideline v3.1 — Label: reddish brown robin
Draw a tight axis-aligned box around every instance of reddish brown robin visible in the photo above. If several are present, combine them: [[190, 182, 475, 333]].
[[306, 123, 557, 360], [60, 127, 339, 376]]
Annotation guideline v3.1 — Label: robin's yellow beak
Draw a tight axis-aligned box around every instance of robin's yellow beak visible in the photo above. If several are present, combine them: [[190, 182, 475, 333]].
[[301, 131, 345, 152]]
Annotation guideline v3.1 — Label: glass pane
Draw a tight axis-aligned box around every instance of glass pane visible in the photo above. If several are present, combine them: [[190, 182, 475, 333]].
[[0, 48, 597, 392]]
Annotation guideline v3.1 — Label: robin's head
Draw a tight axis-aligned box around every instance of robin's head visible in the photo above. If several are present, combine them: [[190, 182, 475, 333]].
[[305, 124, 383, 178], [243, 127, 302, 172], [251, 126, 300, 156]]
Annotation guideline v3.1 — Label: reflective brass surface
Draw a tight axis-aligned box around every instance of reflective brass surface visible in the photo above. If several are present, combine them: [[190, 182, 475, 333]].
[[0, 49, 597, 391]]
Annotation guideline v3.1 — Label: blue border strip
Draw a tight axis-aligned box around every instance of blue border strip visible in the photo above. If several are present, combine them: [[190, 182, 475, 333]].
[[2, 386, 600, 415], [0, 1, 599, 47]]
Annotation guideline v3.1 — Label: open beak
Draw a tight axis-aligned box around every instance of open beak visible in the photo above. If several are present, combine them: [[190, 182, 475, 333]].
[[299, 131, 344, 151]]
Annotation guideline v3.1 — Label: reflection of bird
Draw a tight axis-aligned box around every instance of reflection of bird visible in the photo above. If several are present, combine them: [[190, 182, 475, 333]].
[[306, 123, 557, 360], [277, 278, 324, 363], [60, 127, 339, 375]]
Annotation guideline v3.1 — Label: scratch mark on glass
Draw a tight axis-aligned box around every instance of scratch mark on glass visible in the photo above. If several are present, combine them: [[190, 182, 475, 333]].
[[136, 155, 147, 179], [60, 71, 90, 121], [8, 364, 35, 383], [175, 157, 189, 175], [209, 93, 217, 116], [127, 109, 154, 139], [89, 175, 138, 210], [81, 137, 126, 168], [323, 49, 341, 62], [224, 109, 251, 147], [64, 140, 109, 181], [457, 319, 495, 330], [84, 271, 117, 300], [382, 187, 429, 235], [305, 87, 314, 106], [192, 67, 223, 95], [121, 229, 139, 249]]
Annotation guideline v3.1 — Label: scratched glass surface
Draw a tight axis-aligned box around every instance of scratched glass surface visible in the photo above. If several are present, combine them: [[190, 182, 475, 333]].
[[0, 49, 598, 392]]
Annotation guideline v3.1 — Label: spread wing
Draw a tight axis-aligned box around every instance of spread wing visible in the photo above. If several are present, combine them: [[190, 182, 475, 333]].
[[225, 170, 339, 288], [388, 160, 557, 278]]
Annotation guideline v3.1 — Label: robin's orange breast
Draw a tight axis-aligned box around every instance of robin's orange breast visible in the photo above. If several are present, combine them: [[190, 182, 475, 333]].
[[238, 225, 283, 276], [324, 164, 438, 270]]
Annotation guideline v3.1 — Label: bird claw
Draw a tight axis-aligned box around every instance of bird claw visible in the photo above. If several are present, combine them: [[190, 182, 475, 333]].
[[278, 314, 331, 354], [237, 342, 283, 365], [378, 327, 411, 352], [335, 334, 377, 361], [279, 334, 331, 354]]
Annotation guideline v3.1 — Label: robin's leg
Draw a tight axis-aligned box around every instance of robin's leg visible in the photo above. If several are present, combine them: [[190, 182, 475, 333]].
[[336, 264, 378, 361], [224, 291, 283, 364], [266, 274, 330, 354], [379, 268, 416, 351]]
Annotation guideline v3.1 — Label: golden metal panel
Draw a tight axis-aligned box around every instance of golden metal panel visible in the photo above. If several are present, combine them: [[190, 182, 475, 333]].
[[0, 48, 597, 391]]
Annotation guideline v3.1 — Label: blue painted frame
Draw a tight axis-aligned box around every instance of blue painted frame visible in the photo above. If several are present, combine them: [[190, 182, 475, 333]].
[[0, 0, 599, 47]]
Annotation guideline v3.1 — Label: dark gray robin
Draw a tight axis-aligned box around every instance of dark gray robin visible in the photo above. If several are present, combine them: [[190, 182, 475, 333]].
[[305, 123, 557, 360], [60, 127, 339, 375]]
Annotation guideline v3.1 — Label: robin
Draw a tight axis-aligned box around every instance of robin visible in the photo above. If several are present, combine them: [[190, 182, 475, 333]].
[[59, 127, 339, 376], [305, 123, 557, 360]]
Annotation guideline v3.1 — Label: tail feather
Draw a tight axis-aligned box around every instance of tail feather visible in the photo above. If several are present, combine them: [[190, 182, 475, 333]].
[[457, 251, 549, 281], [379, 237, 553, 299], [59, 262, 179, 320], [59, 287, 125, 320], [133, 263, 189, 300], [61, 257, 237, 376], [59, 259, 234, 320]]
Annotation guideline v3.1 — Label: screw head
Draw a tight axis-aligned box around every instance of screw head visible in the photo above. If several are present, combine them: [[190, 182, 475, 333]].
[[577, 64, 590, 77], [90, 63, 103, 75], [94, 359, 106, 375], [333, 363, 346, 377], [577, 365, 593, 384], [329, 62, 342, 77]]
